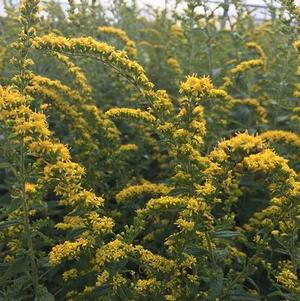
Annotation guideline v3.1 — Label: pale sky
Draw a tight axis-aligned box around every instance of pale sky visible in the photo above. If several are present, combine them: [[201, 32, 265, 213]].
[[0, 0, 300, 17]]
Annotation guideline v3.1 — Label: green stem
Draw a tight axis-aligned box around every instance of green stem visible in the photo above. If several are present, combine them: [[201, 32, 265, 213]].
[[20, 141, 39, 299], [204, 230, 217, 270]]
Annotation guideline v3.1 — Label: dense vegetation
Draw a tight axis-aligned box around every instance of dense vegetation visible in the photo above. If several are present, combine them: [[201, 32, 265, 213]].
[[0, 0, 300, 300]]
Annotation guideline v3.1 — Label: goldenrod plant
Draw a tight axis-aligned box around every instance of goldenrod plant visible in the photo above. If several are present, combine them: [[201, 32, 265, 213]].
[[0, 0, 299, 300]]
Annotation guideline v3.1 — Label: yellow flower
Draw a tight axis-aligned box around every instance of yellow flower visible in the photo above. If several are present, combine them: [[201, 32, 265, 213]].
[[230, 42, 265, 74], [134, 245, 175, 273], [98, 26, 137, 57], [87, 213, 114, 234], [167, 57, 181, 73], [49, 237, 89, 265], [260, 130, 300, 149], [176, 217, 195, 231], [105, 108, 156, 123], [271, 230, 279, 237], [115, 182, 171, 203], [112, 273, 127, 292], [96, 270, 110, 287], [293, 39, 300, 50], [135, 278, 161, 295], [243, 149, 296, 177], [95, 239, 131, 266], [180, 75, 213, 98], [63, 268, 78, 281], [25, 183, 37, 194], [33, 34, 153, 90], [55, 216, 84, 230], [276, 268, 298, 289]]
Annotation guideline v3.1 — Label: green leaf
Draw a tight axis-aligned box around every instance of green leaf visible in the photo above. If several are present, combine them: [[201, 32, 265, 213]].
[[273, 248, 289, 255], [0, 162, 11, 169], [231, 295, 262, 301], [246, 277, 260, 291], [209, 267, 224, 300], [0, 219, 22, 230], [0, 256, 29, 285], [185, 246, 208, 257], [214, 230, 242, 238], [36, 285, 55, 301], [93, 284, 111, 296]]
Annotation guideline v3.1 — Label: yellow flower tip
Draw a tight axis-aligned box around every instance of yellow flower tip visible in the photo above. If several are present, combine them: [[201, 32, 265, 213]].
[[293, 39, 300, 50], [167, 57, 181, 73], [49, 237, 89, 265], [62, 268, 78, 281], [88, 213, 114, 234], [276, 267, 298, 289], [176, 217, 195, 231], [25, 182, 37, 194], [271, 230, 280, 237], [105, 108, 156, 123], [180, 75, 213, 98], [135, 278, 161, 295], [115, 183, 171, 203]]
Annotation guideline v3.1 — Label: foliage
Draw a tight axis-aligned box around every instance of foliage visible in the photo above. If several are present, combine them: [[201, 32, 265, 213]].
[[0, 0, 299, 300]]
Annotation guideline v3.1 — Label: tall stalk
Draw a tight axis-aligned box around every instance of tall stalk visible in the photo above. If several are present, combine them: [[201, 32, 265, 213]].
[[20, 141, 39, 298], [13, 0, 41, 298]]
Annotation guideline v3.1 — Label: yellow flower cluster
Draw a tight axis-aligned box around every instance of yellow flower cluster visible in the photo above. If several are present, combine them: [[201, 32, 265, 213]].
[[55, 216, 84, 230], [175, 217, 195, 231], [221, 76, 233, 89], [26, 84, 97, 154], [230, 59, 264, 74], [0, 85, 114, 272], [96, 270, 110, 287], [0, 87, 42, 138], [180, 75, 213, 98], [175, 143, 210, 169], [135, 278, 161, 295], [148, 89, 174, 116], [112, 273, 127, 292], [167, 57, 181, 74], [28, 75, 83, 103], [83, 103, 120, 134], [63, 268, 78, 281], [138, 196, 210, 223], [140, 196, 185, 212], [260, 130, 300, 149], [276, 267, 298, 290], [28, 141, 71, 160], [51, 52, 92, 96], [24, 183, 37, 194], [33, 34, 154, 90], [95, 239, 131, 267], [292, 39, 300, 126], [134, 245, 176, 273], [232, 98, 267, 123], [19, 0, 40, 33], [112, 143, 138, 157], [115, 182, 172, 203], [293, 39, 300, 50], [247, 42, 266, 62], [49, 237, 89, 265], [14, 111, 50, 138], [2, 1, 300, 298], [170, 24, 184, 39], [242, 149, 296, 177], [97, 26, 137, 57], [105, 107, 156, 123], [230, 42, 266, 74], [87, 212, 114, 234], [209, 132, 265, 162]]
